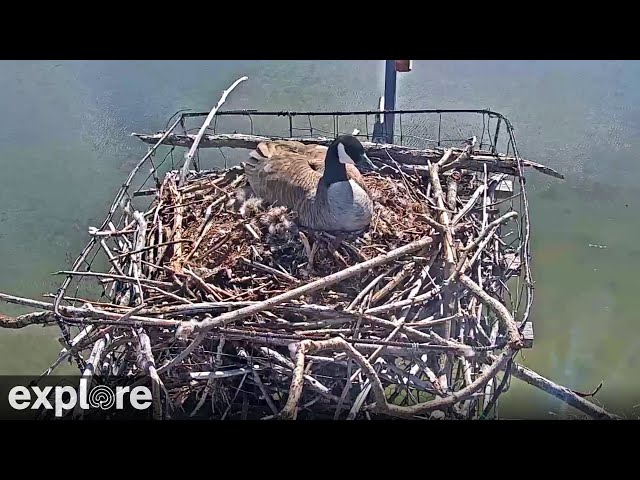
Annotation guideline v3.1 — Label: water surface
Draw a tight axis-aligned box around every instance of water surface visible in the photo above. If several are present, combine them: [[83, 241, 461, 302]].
[[1, 60, 638, 418]]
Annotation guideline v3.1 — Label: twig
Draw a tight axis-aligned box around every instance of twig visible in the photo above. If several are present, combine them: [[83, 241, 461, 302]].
[[179, 76, 249, 186], [252, 370, 279, 415], [183, 235, 437, 335], [114, 240, 193, 261], [458, 274, 522, 348], [370, 262, 415, 306], [168, 177, 185, 274], [240, 257, 299, 284], [451, 184, 486, 226], [183, 197, 228, 263], [220, 373, 249, 420], [460, 211, 518, 252], [51, 271, 173, 288], [258, 347, 339, 402]]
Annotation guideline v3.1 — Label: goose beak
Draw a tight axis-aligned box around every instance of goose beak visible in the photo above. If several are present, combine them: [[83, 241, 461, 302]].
[[358, 153, 377, 171]]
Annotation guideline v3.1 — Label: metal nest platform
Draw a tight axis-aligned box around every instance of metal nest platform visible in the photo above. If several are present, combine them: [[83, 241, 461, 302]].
[[1, 76, 619, 420]]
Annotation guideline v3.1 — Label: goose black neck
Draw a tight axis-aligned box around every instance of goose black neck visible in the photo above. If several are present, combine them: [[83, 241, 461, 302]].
[[322, 143, 349, 186]]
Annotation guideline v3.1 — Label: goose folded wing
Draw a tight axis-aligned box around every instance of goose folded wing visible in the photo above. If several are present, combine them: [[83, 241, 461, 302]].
[[246, 150, 323, 207]]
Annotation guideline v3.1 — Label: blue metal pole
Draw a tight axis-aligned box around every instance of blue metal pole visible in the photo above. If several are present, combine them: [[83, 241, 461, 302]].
[[383, 60, 397, 144]]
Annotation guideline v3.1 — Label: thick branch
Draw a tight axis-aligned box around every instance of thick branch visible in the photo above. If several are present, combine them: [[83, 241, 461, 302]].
[[179, 76, 248, 185], [0, 292, 178, 328], [182, 235, 437, 335], [0, 311, 58, 329], [136, 329, 163, 419], [504, 359, 621, 420], [276, 337, 387, 420], [378, 348, 516, 418], [458, 274, 523, 348], [131, 132, 564, 180]]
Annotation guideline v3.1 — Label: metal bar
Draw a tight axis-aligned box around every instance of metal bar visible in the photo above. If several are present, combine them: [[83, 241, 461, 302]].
[[384, 60, 397, 143], [182, 108, 508, 118], [492, 117, 502, 155], [364, 114, 369, 140]]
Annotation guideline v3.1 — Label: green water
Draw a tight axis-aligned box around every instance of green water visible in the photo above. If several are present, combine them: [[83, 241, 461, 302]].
[[1, 60, 638, 418]]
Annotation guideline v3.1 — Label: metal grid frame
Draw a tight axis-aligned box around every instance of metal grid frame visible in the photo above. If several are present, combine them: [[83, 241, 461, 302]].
[[52, 108, 533, 351]]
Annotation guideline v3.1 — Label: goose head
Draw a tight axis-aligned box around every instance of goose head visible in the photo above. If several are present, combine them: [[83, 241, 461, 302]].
[[322, 135, 377, 184]]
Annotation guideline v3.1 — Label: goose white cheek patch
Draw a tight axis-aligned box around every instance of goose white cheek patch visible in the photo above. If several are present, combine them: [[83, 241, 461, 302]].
[[249, 150, 265, 161], [337, 143, 355, 165]]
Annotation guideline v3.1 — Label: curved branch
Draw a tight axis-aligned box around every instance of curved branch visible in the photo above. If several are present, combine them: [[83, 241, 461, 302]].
[[179, 76, 249, 186], [460, 211, 518, 252], [503, 358, 621, 420], [379, 348, 516, 418]]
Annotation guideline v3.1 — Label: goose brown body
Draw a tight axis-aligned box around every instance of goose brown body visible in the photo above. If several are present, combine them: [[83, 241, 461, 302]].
[[243, 139, 375, 232]]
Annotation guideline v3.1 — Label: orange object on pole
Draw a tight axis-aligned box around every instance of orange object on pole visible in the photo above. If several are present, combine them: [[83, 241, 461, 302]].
[[395, 60, 412, 72]]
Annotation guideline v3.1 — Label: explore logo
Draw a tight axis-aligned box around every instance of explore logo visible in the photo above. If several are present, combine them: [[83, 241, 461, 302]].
[[7, 378, 152, 418]]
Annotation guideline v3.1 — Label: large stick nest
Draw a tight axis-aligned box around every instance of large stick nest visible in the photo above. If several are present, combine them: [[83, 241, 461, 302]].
[[72, 146, 524, 420], [15, 140, 532, 421]]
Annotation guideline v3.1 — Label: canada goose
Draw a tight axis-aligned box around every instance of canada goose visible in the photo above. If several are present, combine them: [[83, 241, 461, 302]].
[[243, 135, 377, 232]]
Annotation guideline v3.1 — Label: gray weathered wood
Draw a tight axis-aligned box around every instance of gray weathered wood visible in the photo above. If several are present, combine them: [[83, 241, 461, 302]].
[[504, 358, 621, 420], [489, 174, 514, 198], [188, 367, 260, 380], [178, 76, 248, 186], [131, 132, 564, 180], [522, 321, 534, 349]]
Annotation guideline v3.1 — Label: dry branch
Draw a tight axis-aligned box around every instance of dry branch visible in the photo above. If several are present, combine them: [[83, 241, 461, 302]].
[[503, 358, 621, 420], [131, 132, 564, 180], [179, 76, 248, 185], [183, 235, 438, 335]]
